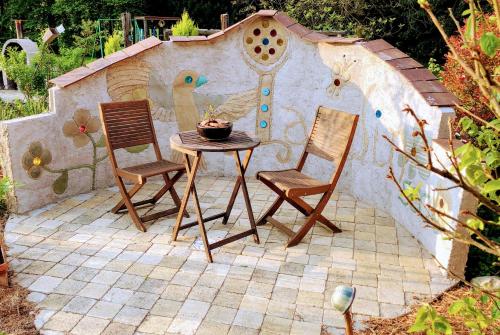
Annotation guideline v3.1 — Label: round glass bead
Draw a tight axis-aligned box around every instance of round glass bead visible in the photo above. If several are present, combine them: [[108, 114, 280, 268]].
[[262, 88, 270, 96], [260, 104, 269, 112], [260, 120, 268, 128]]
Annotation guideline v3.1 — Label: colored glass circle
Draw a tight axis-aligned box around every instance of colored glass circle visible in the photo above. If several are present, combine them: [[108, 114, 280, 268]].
[[277, 38, 284, 46], [254, 46, 262, 54], [260, 120, 268, 128], [262, 88, 270, 96], [375, 110, 382, 118], [269, 48, 276, 55], [262, 37, 270, 45], [32, 157, 41, 166], [246, 37, 253, 44], [184, 76, 193, 84], [262, 20, 270, 28], [253, 28, 261, 36], [262, 54, 269, 61], [334, 78, 341, 86], [270, 29, 277, 37], [261, 104, 269, 112]]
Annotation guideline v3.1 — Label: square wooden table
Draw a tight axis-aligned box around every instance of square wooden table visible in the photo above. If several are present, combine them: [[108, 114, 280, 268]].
[[170, 130, 261, 262]]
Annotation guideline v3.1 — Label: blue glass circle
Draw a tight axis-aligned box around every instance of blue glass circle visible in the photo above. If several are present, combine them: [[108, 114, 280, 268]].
[[375, 110, 382, 118], [262, 37, 270, 45], [260, 120, 268, 128], [262, 88, 270, 96], [260, 104, 269, 112], [184, 76, 193, 84]]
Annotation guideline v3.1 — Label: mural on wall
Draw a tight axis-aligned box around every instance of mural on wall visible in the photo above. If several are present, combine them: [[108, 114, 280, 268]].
[[326, 55, 357, 97], [22, 109, 108, 194]]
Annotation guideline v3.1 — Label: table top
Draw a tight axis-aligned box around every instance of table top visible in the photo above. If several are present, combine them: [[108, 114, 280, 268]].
[[170, 130, 261, 153]]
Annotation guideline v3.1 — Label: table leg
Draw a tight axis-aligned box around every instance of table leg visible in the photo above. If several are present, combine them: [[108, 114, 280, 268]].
[[233, 150, 260, 244], [222, 149, 254, 225]]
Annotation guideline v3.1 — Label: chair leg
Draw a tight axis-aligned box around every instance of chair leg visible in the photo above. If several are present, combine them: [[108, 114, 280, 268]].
[[162, 173, 189, 218], [115, 176, 146, 232], [286, 213, 318, 247], [111, 183, 144, 214], [256, 195, 285, 226], [287, 196, 341, 233]]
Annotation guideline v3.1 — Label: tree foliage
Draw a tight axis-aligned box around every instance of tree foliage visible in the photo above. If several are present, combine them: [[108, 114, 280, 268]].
[[0, 0, 490, 63]]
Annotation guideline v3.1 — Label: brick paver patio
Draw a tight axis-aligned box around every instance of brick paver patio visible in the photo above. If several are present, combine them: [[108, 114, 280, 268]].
[[5, 176, 455, 335]]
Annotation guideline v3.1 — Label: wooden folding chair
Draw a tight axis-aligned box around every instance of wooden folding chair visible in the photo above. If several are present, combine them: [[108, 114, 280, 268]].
[[256, 106, 359, 247], [99, 99, 188, 232]]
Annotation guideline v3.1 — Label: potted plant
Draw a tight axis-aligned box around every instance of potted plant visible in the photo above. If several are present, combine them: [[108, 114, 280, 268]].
[[197, 105, 233, 140]]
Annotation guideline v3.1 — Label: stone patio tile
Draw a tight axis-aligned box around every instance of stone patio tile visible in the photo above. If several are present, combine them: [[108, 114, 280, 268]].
[[205, 305, 237, 325], [299, 277, 326, 293], [221, 278, 249, 294], [137, 315, 172, 334], [352, 272, 378, 287], [126, 263, 155, 277], [63, 296, 96, 314], [113, 306, 148, 326], [91, 270, 122, 285], [239, 295, 269, 313], [70, 316, 110, 335], [43, 311, 83, 332], [294, 304, 323, 323], [114, 273, 145, 290], [233, 310, 264, 329], [213, 291, 243, 309], [138, 278, 168, 294], [177, 299, 211, 320], [101, 322, 136, 335], [87, 301, 123, 319], [380, 303, 407, 317], [24, 261, 56, 275], [188, 285, 218, 302], [261, 315, 293, 334], [403, 280, 431, 295], [296, 291, 324, 307], [162, 284, 191, 301], [78, 282, 110, 299], [266, 300, 295, 319], [151, 299, 182, 317], [195, 320, 230, 335], [228, 325, 259, 335], [167, 317, 203, 335], [271, 287, 298, 304], [149, 266, 177, 281], [29, 276, 63, 294], [352, 298, 380, 316], [69, 267, 99, 282], [276, 274, 301, 289], [171, 271, 200, 287], [290, 320, 321, 335], [126, 289, 160, 309]]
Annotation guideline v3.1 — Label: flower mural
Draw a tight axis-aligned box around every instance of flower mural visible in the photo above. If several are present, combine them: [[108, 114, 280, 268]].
[[327, 55, 357, 97], [22, 142, 52, 179], [62, 109, 101, 148]]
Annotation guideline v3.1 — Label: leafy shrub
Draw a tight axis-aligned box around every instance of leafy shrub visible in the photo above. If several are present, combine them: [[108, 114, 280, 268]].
[[0, 98, 48, 121], [441, 14, 498, 123], [171, 10, 199, 37], [73, 20, 99, 62], [427, 57, 443, 80], [0, 177, 14, 213], [104, 31, 123, 56]]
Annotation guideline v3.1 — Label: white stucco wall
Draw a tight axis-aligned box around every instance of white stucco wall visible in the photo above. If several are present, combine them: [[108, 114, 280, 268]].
[[0, 17, 466, 273]]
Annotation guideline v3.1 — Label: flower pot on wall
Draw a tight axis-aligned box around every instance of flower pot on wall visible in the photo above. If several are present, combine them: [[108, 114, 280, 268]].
[[0, 243, 8, 287]]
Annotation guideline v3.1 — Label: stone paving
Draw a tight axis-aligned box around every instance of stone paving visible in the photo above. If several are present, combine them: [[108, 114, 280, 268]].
[[5, 176, 455, 335]]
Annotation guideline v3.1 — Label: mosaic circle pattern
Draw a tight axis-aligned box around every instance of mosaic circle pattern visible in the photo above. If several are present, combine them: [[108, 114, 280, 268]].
[[244, 18, 288, 65]]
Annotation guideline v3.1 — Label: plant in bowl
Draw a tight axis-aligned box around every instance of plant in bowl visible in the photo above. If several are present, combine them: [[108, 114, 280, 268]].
[[197, 105, 233, 140]]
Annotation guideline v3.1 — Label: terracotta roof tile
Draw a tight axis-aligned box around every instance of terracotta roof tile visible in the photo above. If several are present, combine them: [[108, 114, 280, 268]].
[[286, 23, 312, 37], [401, 68, 436, 82], [376, 48, 408, 61], [412, 80, 449, 93], [273, 11, 297, 27], [361, 39, 458, 107], [422, 92, 459, 106], [257, 9, 278, 16], [303, 31, 328, 42], [386, 57, 422, 70], [362, 39, 394, 52], [322, 37, 363, 44], [50, 37, 162, 88]]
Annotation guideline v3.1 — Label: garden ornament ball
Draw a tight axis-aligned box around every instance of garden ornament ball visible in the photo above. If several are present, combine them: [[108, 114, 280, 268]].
[[331, 285, 356, 314]]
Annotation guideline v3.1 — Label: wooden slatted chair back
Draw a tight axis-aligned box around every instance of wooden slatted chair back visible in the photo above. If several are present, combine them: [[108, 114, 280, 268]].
[[305, 107, 358, 164], [99, 100, 162, 164]]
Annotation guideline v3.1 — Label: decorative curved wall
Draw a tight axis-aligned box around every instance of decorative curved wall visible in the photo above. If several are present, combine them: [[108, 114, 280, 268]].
[[0, 11, 468, 275]]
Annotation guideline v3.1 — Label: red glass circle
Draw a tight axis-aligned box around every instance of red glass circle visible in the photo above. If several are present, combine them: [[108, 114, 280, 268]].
[[253, 28, 261, 36], [270, 29, 277, 37], [334, 79, 341, 86], [269, 48, 276, 55], [254, 46, 261, 54]]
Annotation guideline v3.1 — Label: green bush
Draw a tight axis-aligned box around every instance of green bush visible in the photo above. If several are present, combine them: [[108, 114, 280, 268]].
[[171, 10, 199, 37], [0, 98, 47, 121], [104, 31, 123, 56], [0, 177, 14, 213]]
